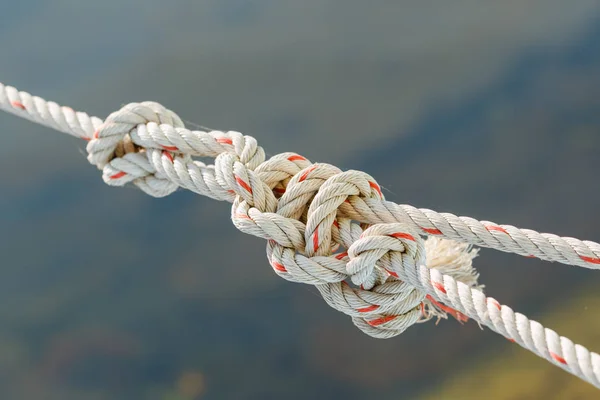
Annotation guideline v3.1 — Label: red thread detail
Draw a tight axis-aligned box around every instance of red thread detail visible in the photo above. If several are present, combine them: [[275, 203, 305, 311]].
[[580, 255, 600, 265], [486, 225, 508, 234], [216, 138, 233, 145], [235, 176, 253, 193], [426, 295, 468, 323], [110, 171, 127, 179], [227, 190, 235, 194], [358, 305, 380, 313], [333, 220, 339, 228], [385, 269, 399, 278], [335, 251, 348, 260], [161, 145, 178, 151], [507, 338, 516, 343], [390, 232, 415, 241], [82, 137, 91, 141], [162, 151, 174, 162], [367, 315, 396, 326], [234, 213, 251, 220], [489, 299, 501, 311], [368, 181, 382, 196], [298, 165, 317, 182], [272, 261, 287, 272], [11, 101, 25, 110], [287, 155, 306, 161], [432, 281, 447, 294], [93, 130, 99, 139], [550, 352, 567, 365], [422, 227, 442, 235], [526, 254, 536, 258], [273, 187, 286, 194], [313, 227, 319, 251]]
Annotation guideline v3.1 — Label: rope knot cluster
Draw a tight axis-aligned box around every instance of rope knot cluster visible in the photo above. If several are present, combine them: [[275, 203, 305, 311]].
[[4, 83, 600, 387], [85, 101, 457, 338], [232, 159, 434, 338]]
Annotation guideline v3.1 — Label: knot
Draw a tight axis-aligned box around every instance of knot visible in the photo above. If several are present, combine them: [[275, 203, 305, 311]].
[[318, 280, 424, 339], [215, 152, 277, 212], [85, 100, 479, 339], [347, 223, 425, 289], [86, 102, 184, 197], [303, 169, 384, 256], [232, 163, 387, 287], [311, 223, 427, 338]]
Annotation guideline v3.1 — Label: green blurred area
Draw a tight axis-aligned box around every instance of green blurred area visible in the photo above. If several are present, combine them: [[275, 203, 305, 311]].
[[420, 283, 600, 400], [1, 2, 600, 399]]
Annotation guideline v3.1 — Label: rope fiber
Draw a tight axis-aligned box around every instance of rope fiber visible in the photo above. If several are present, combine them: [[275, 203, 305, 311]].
[[2, 82, 599, 388]]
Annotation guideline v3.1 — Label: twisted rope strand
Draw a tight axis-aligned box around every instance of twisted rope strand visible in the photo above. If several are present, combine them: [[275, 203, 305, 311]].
[[3, 83, 599, 268], [4, 84, 599, 269], [1, 82, 599, 388]]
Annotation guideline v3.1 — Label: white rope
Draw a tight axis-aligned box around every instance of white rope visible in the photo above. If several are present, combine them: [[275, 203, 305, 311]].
[[1, 82, 599, 388]]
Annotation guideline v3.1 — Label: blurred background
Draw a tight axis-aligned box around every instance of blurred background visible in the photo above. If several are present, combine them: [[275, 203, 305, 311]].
[[1, 1, 600, 399]]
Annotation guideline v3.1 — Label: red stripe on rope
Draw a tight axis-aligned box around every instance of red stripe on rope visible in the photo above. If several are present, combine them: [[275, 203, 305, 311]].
[[368, 181, 382, 196], [367, 315, 396, 326], [298, 165, 317, 182], [432, 281, 447, 294], [580, 255, 600, 264], [162, 151, 174, 162], [486, 225, 508, 234], [550, 352, 567, 365], [426, 295, 468, 323], [489, 298, 501, 311], [235, 176, 252, 193], [390, 232, 415, 241], [358, 305, 379, 313], [422, 227, 442, 235], [11, 101, 25, 110], [385, 269, 399, 278], [110, 171, 127, 179], [272, 261, 287, 272]]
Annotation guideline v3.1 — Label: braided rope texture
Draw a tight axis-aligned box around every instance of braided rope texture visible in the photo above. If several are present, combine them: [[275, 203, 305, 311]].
[[1, 82, 599, 388]]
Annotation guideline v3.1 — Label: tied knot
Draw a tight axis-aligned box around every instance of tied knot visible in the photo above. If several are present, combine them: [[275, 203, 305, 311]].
[[86, 102, 184, 197], [87, 100, 479, 339], [230, 158, 432, 338], [347, 223, 425, 289], [317, 223, 427, 339], [232, 164, 386, 285]]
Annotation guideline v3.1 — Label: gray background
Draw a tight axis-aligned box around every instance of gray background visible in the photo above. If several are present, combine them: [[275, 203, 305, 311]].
[[1, 2, 600, 399]]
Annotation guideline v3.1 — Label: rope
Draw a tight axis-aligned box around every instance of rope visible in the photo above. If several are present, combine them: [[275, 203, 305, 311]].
[[1, 82, 599, 388]]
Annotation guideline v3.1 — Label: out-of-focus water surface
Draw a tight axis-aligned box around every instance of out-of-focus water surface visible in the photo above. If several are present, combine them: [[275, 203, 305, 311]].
[[1, 2, 600, 399]]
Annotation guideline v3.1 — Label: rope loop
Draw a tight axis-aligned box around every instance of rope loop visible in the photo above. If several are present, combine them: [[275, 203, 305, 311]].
[[87, 102, 184, 197], [347, 223, 425, 289], [4, 84, 599, 387]]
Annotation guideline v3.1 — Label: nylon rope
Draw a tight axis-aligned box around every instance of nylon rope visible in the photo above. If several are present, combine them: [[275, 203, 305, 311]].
[[1, 82, 599, 388]]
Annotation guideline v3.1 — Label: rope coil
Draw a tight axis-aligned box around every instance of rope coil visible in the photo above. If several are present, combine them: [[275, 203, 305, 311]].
[[2, 82, 599, 388]]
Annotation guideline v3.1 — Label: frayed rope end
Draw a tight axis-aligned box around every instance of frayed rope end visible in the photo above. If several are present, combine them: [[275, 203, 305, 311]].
[[419, 237, 482, 324]]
